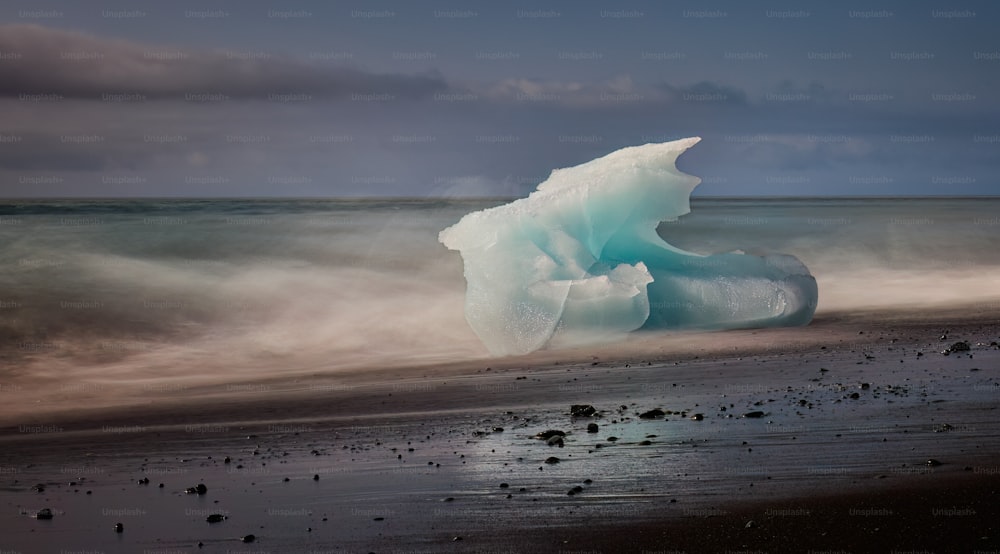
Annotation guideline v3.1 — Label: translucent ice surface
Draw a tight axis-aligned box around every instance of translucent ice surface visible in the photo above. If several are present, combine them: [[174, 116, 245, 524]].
[[439, 138, 817, 356]]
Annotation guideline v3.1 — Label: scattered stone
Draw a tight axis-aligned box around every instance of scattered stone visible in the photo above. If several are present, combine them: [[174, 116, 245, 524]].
[[499, 483, 509, 489], [570, 405, 598, 417], [206, 514, 226, 523], [587, 423, 599, 433], [745, 520, 756, 529], [849, 392, 860, 399], [185, 483, 208, 495], [30, 484, 45, 493], [606, 436, 618, 442], [926, 459, 943, 467], [535, 430, 566, 440], [114, 522, 123, 533], [544, 457, 560, 464], [942, 341, 971, 355], [137, 477, 150, 485], [639, 440, 652, 446], [34, 508, 54, 520], [742, 411, 765, 418], [453, 536, 463, 542], [313, 474, 319, 481], [223, 456, 231, 464], [241, 534, 256, 543], [567, 486, 583, 496], [638, 408, 665, 419], [492, 426, 504, 433], [373, 517, 385, 521], [690, 413, 704, 421]]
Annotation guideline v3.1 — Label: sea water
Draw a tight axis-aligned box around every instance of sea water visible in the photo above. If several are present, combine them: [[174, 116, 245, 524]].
[[1, 197, 998, 380]]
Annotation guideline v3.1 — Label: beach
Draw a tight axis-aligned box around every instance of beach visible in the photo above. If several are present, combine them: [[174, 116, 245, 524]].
[[3, 306, 999, 553]]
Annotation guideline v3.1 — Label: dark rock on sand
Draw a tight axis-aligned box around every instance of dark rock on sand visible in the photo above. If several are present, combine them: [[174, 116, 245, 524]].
[[547, 435, 564, 447], [570, 404, 598, 417], [535, 430, 566, 440], [942, 341, 971, 355], [639, 408, 665, 419], [568, 486, 584, 495], [185, 483, 208, 495], [206, 514, 226, 523], [241, 534, 256, 543], [927, 459, 943, 467], [34, 508, 54, 520], [690, 413, 704, 421], [587, 423, 599, 433], [742, 411, 765, 418], [544, 456, 560, 464], [114, 522, 123, 533]]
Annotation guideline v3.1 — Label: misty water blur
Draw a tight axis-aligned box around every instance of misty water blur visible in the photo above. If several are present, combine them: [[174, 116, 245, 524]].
[[1, 197, 998, 411]]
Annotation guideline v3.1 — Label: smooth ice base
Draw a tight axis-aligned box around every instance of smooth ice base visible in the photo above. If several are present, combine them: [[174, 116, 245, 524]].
[[439, 137, 818, 356]]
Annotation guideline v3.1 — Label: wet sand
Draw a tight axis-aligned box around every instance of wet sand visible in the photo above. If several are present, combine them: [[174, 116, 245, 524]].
[[1, 308, 999, 553]]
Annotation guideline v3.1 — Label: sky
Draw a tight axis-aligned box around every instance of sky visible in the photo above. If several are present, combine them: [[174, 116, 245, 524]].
[[0, 0, 998, 197]]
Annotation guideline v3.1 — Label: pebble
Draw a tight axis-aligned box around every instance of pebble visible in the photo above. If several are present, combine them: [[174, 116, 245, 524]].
[[586, 423, 599, 433], [638, 408, 665, 419], [544, 457, 560, 464], [114, 522, 123, 533], [206, 514, 226, 523], [185, 483, 208, 495], [241, 534, 256, 543]]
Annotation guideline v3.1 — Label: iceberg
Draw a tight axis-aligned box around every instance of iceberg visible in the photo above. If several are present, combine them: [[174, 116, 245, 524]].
[[439, 137, 818, 356]]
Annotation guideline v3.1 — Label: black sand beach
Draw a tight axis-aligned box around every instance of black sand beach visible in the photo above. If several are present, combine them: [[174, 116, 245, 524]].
[[2, 307, 999, 553]]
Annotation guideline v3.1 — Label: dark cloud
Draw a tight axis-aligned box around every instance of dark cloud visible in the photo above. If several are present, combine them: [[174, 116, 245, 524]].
[[658, 81, 748, 106], [0, 24, 448, 100]]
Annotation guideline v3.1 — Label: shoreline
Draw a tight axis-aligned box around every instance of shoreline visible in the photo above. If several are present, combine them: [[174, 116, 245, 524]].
[[1, 308, 998, 552], [2, 304, 997, 427]]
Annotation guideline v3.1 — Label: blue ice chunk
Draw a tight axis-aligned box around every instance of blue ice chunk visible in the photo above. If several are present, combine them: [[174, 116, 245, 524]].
[[439, 137, 817, 356]]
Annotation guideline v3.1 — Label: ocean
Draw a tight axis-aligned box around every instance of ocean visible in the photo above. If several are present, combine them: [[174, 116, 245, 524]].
[[1, 197, 999, 384]]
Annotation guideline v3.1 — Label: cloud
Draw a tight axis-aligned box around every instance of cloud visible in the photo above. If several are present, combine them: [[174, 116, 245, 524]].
[[471, 75, 748, 109], [657, 81, 748, 106], [0, 24, 448, 100]]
